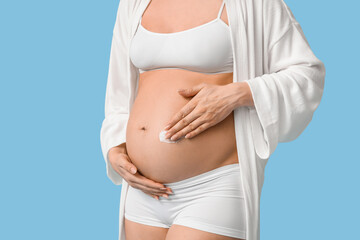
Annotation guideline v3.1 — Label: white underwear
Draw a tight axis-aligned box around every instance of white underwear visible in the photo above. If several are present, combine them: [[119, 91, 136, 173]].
[[124, 163, 246, 239]]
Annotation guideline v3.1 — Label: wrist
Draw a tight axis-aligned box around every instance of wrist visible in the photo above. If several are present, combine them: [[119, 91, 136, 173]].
[[227, 82, 254, 109], [109, 142, 127, 156], [241, 81, 255, 108]]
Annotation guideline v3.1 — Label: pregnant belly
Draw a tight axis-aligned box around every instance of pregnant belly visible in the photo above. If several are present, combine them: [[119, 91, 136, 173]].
[[125, 69, 238, 184]]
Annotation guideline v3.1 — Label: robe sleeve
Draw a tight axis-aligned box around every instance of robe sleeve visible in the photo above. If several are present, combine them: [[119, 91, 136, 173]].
[[244, 0, 326, 160], [100, 0, 131, 185]]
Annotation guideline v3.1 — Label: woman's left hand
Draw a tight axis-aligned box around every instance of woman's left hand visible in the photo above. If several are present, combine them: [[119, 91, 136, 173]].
[[163, 82, 247, 141]]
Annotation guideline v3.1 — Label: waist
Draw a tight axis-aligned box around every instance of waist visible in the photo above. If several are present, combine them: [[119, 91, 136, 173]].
[[137, 68, 233, 88], [128, 163, 243, 202], [163, 163, 240, 187]]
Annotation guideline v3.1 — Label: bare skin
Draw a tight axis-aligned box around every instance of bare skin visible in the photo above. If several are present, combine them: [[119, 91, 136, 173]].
[[108, 0, 253, 239]]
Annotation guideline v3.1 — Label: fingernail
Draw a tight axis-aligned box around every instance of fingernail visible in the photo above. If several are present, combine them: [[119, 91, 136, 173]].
[[155, 196, 159, 200], [160, 187, 167, 190], [131, 167, 137, 174], [162, 194, 169, 199], [164, 125, 170, 130]]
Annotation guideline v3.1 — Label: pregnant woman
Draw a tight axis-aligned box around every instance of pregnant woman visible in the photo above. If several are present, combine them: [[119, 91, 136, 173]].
[[100, 0, 326, 240], [124, 0, 249, 239]]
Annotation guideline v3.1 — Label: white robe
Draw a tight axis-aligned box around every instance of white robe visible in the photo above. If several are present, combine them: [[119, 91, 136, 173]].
[[100, 0, 326, 239]]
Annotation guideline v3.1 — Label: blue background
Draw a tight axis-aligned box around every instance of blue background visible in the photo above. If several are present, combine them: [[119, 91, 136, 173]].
[[0, 0, 358, 239]]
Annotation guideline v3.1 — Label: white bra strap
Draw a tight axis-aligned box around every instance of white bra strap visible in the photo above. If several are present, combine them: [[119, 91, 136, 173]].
[[217, 0, 226, 19]]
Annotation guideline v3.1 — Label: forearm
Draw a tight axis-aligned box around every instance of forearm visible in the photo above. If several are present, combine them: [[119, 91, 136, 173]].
[[226, 82, 255, 109]]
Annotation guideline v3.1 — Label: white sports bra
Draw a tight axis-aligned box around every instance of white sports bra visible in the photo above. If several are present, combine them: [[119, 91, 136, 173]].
[[129, 0, 233, 75]]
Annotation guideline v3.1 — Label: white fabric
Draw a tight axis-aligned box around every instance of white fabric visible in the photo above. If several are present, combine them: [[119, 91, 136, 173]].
[[129, 0, 233, 74], [124, 163, 246, 239], [99, 0, 326, 239]]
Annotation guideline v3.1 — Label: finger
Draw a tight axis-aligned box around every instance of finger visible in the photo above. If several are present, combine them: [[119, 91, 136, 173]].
[[117, 153, 138, 174], [163, 104, 196, 131], [169, 113, 204, 141], [142, 188, 169, 199], [131, 181, 171, 195], [145, 190, 169, 199], [177, 83, 205, 97], [174, 117, 207, 140], [144, 192, 159, 200], [115, 157, 174, 195], [123, 169, 174, 194], [129, 172, 173, 193], [185, 121, 214, 139], [168, 106, 206, 140], [165, 108, 200, 140]]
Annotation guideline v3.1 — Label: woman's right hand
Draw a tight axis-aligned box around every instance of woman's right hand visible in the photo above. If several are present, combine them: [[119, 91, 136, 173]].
[[108, 146, 173, 200]]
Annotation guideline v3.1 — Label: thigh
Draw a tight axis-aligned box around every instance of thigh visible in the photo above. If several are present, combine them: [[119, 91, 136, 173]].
[[125, 218, 169, 240], [125, 185, 172, 239], [165, 224, 244, 240]]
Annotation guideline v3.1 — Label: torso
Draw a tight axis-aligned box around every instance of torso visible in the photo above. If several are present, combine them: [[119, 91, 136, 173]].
[[125, 0, 239, 184]]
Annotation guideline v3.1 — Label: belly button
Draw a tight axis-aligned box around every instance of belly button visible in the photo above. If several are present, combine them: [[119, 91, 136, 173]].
[[137, 122, 148, 131]]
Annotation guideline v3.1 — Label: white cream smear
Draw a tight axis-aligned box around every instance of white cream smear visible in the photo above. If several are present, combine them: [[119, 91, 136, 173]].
[[159, 129, 185, 143]]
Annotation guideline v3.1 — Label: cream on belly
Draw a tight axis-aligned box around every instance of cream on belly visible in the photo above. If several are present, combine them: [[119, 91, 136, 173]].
[[159, 129, 185, 143]]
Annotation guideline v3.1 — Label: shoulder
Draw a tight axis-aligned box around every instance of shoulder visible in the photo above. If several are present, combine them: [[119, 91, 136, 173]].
[[262, 0, 296, 24], [116, 0, 139, 14], [116, 0, 144, 21], [259, 0, 298, 41], [235, 0, 295, 24]]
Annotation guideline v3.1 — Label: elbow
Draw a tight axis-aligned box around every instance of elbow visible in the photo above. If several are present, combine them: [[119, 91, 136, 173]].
[[312, 58, 326, 92]]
